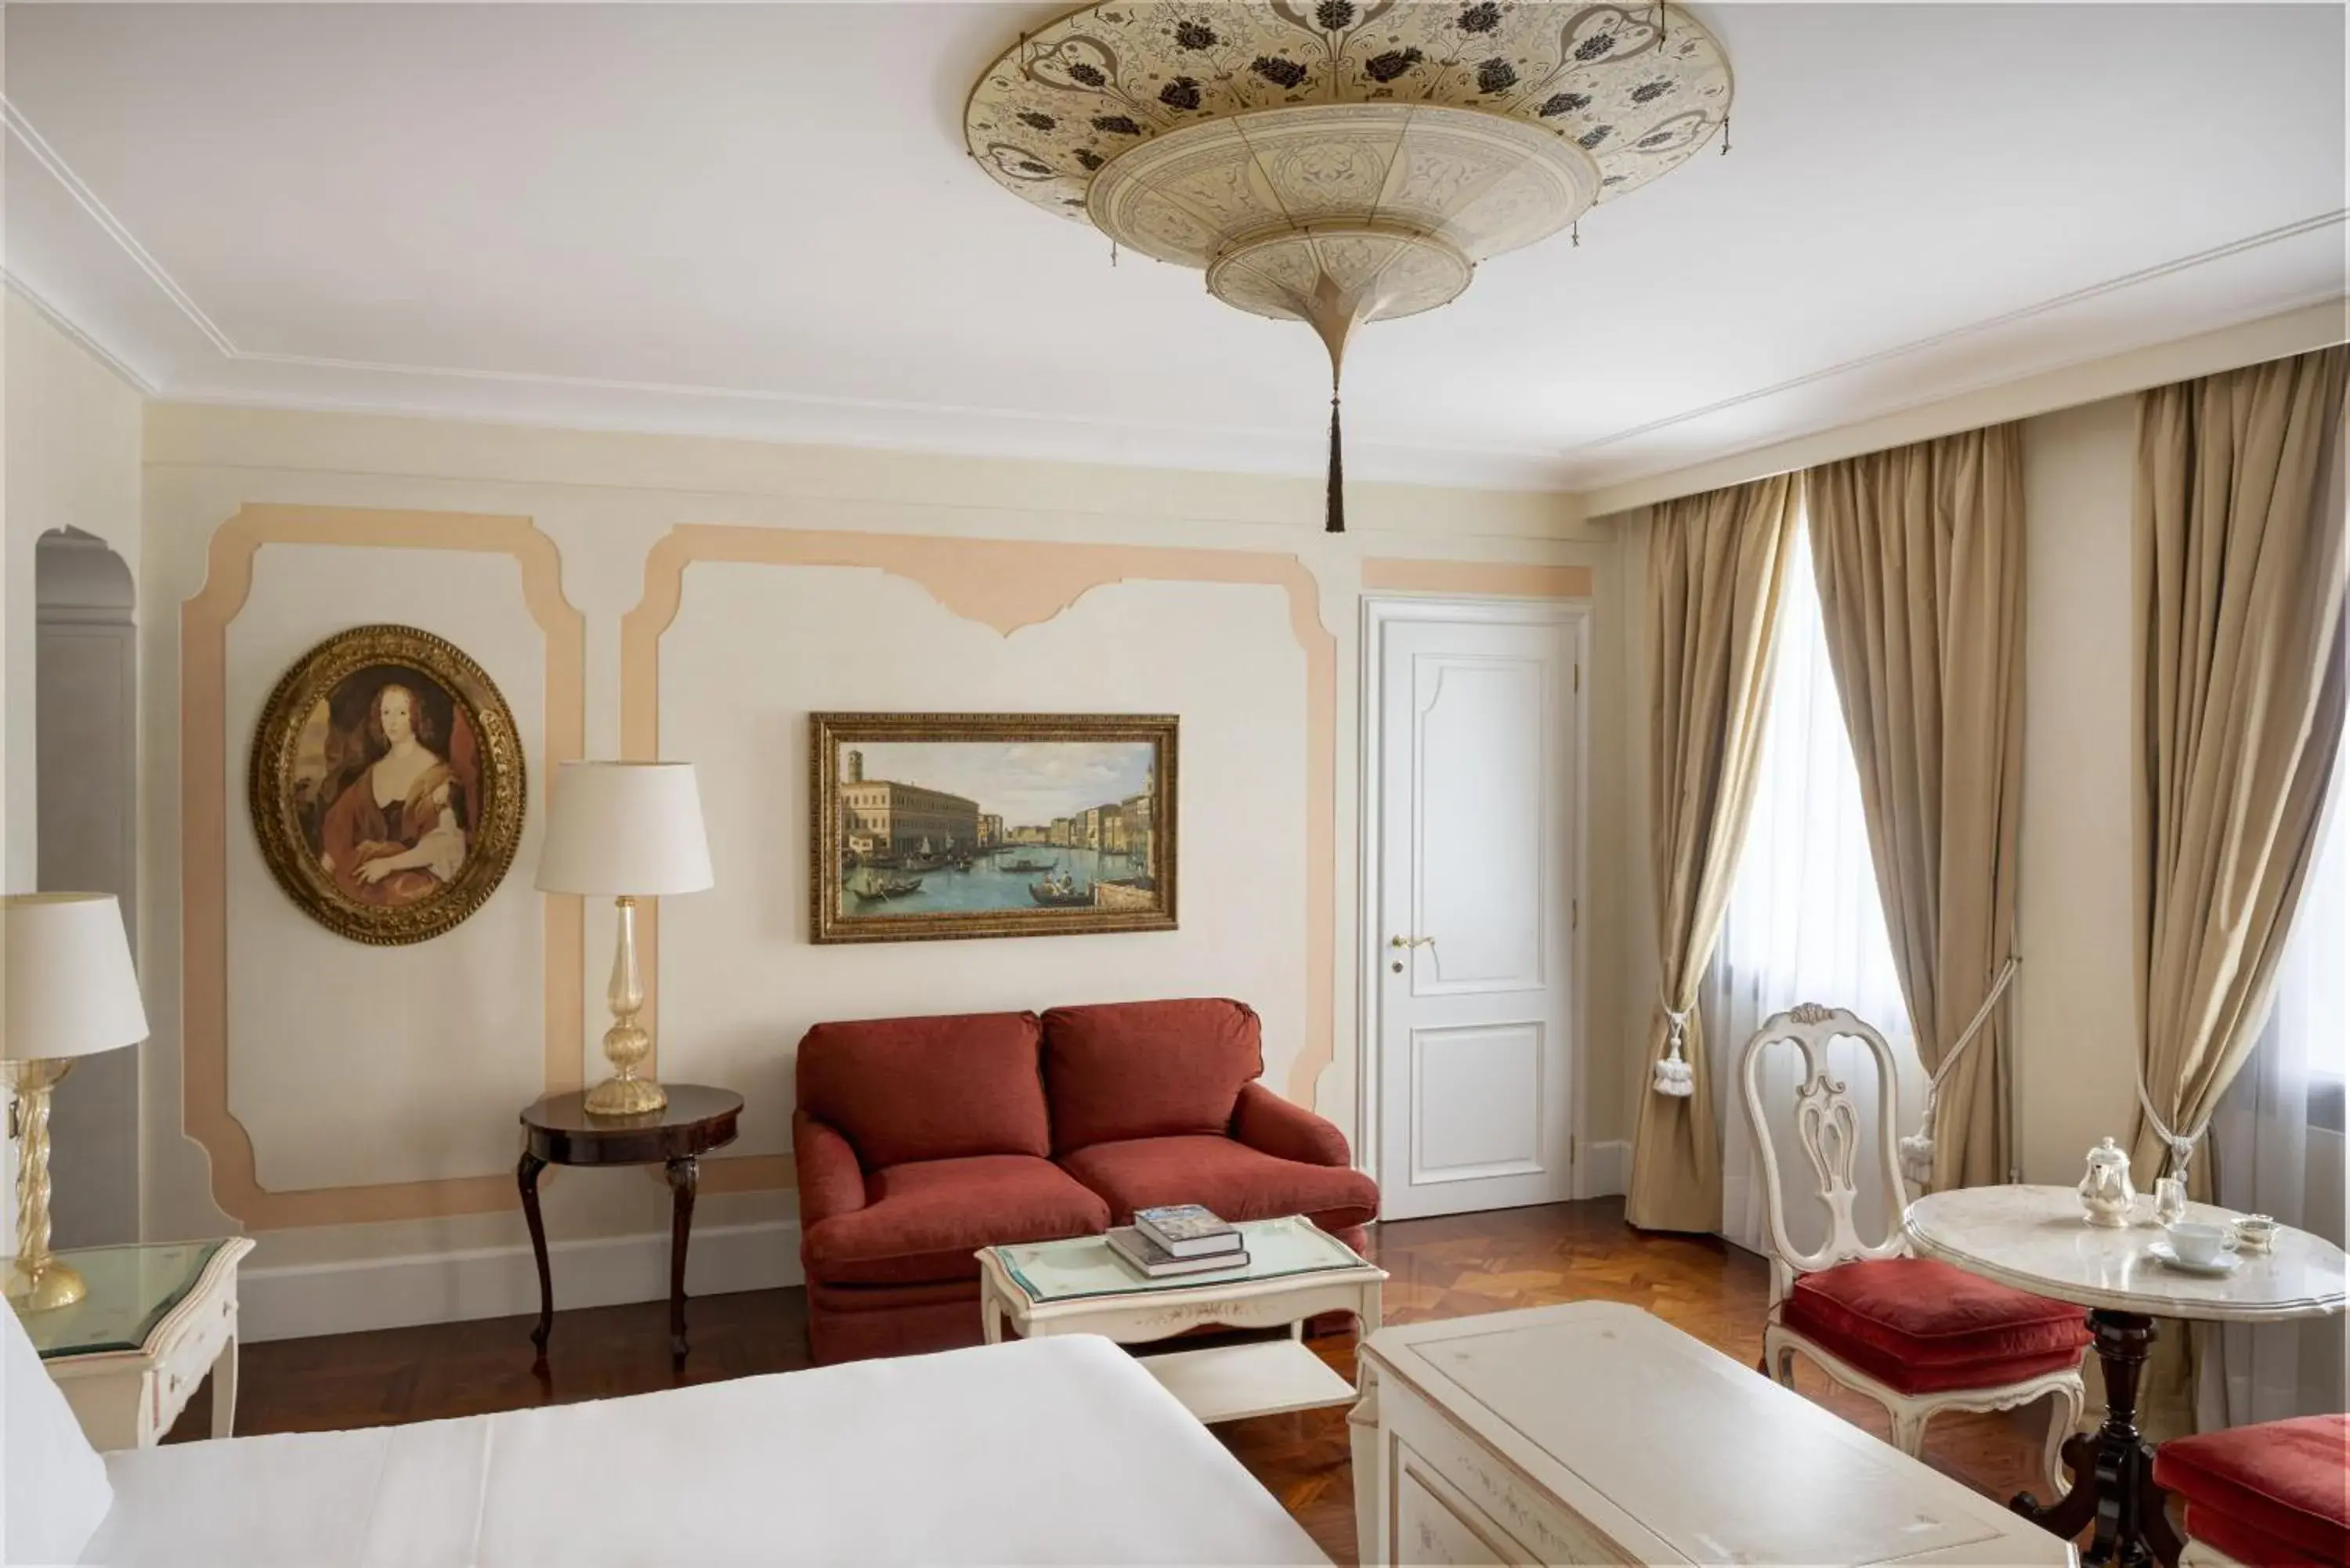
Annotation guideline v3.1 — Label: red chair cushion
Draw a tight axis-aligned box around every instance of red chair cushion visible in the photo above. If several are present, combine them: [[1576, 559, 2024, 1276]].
[[796, 1010, 1048, 1168], [1042, 999, 1264, 1154], [1782, 1258, 2091, 1396], [801, 1154, 1108, 1286], [1060, 1134, 1379, 1231], [2155, 1414, 2349, 1565]]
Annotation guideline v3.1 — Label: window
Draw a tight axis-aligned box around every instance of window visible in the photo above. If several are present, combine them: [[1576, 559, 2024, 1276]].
[[1707, 515, 1925, 1258], [2205, 742, 2345, 1425], [2269, 771, 2347, 1129]]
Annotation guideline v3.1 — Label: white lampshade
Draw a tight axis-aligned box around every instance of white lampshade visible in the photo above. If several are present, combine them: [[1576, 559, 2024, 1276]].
[[535, 761, 714, 898], [2, 894, 149, 1063]]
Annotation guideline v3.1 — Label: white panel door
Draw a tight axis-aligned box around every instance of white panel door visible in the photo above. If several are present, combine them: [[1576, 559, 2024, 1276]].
[[1375, 608, 1580, 1219]]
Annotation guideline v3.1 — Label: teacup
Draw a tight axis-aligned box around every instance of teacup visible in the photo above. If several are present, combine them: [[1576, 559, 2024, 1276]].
[[2164, 1220, 2239, 1267], [2232, 1214, 2279, 1253]]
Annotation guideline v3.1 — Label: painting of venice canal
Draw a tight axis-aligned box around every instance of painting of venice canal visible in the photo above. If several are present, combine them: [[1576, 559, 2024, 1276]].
[[809, 714, 1177, 943]]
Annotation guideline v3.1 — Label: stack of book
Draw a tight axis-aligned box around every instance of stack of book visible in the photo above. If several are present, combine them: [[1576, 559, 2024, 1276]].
[[1105, 1205, 1249, 1278]]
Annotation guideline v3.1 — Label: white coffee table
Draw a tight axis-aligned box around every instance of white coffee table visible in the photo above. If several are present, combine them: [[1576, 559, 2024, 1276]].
[[975, 1215, 1385, 1425]]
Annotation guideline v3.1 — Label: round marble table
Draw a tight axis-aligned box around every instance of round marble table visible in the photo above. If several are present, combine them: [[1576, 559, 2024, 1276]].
[[1906, 1183, 2347, 1568]]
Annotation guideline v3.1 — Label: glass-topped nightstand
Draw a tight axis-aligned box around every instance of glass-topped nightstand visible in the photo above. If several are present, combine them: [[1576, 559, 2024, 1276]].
[[13, 1237, 254, 1448]]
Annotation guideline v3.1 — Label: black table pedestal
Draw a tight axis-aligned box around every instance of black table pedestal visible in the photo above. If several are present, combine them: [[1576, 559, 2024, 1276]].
[[2011, 1309, 2182, 1568]]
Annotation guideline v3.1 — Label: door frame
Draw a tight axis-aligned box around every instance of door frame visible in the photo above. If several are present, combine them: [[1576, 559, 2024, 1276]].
[[1356, 594, 1592, 1211]]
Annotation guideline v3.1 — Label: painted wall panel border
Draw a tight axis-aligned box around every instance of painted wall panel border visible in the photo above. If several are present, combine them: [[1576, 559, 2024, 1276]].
[[620, 524, 1340, 1193], [183, 504, 586, 1227], [1361, 560, 1594, 599]]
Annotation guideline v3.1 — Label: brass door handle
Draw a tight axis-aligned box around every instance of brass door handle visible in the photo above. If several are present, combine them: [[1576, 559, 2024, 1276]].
[[1388, 934, 1435, 949]]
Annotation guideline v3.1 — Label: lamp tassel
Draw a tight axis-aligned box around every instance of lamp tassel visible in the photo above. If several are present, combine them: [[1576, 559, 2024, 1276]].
[[1325, 385, 1346, 534]]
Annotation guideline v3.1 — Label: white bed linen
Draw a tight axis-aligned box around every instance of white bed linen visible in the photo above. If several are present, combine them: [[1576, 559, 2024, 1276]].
[[4, 1296, 114, 1566], [77, 1335, 1326, 1566]]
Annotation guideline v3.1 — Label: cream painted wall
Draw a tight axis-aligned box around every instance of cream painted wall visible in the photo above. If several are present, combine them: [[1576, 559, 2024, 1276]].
[[93, 327, 2335, 1339], [2016, 397, 2142, 1183], [5, 290, 145, 1262], [5, 293, 143, 891], [1610, 507, 1660, 1151], [2, 178, 11, 1249], [223, 544, 550, 1190], [662, 569, 1308, 1151], [138, 402, 1626, 1339]]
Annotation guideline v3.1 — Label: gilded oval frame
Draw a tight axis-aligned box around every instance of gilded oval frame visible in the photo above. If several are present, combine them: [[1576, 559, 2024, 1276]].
[[248, 623, 526, 946]]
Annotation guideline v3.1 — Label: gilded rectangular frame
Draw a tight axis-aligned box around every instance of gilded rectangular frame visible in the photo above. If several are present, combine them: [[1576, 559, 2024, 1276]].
[[809, 711, 1178, 944]]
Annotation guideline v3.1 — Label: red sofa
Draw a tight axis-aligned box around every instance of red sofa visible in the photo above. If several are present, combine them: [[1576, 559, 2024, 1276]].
[[793, 998, 1379, 1363]]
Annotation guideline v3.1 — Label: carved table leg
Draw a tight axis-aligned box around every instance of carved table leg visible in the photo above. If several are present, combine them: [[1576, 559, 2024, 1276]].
[[665, 1154, 700, 1363], [210, 1330, 240, 1439], [2012, 1310, 2175, 1568], [981, 1284, 1004, 1346], [1349, 1359, 1383, 1567], [516, 1151, 553, 1356]]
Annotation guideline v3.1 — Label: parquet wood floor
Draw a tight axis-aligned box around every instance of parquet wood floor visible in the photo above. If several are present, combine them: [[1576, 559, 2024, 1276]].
[[171, 1199, 2060, 1564]]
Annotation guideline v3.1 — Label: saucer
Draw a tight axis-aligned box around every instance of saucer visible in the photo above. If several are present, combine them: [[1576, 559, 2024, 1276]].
[[2149, 1241, 2240, 1277]]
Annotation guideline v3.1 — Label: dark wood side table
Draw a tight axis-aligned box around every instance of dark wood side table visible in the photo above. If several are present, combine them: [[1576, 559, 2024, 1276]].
[[517, 1085, 743, 1362]]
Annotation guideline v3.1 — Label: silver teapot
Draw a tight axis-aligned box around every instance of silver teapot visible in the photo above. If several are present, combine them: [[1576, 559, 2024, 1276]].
[[2078, 1136, 2137, 1227]]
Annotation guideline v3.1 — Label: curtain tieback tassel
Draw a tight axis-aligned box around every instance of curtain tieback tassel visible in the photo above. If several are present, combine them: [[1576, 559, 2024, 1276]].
[[2134, 1075, 2208, 1187], [1651, 1002, 1695, 1097], [1900, 956, 2019, 1189]]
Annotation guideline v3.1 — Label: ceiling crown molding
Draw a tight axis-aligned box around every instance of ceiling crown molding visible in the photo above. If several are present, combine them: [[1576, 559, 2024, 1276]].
[[2, 268, 157, 396], [3, 93, 1565, 482], [1565, 208, 2349, 471], [8, 91, 2344, 497], [1578, 294, 2350, 518], [4, 92, 234, 359]]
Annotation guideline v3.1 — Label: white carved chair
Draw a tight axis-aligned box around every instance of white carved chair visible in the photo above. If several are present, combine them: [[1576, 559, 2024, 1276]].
[[1739, 1003, 2088, 1498]]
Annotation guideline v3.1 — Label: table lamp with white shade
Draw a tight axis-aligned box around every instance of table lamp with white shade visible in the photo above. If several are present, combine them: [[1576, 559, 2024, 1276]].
[[3, 892, 149, 1310], [536, 762, 714, 1117]]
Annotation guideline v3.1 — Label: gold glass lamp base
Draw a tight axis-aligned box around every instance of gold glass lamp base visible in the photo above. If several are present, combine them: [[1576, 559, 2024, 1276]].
[[5, 1057, 82, 1311], [5, 1256, 87, 1311], [584, 1067, 668, 1118], [583, 895, 668, 1119]]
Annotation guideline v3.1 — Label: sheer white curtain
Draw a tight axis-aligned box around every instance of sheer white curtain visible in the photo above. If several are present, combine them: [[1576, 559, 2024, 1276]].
[[2202, 767, 2347, 1425], [1708, 517, 1928, 1258]]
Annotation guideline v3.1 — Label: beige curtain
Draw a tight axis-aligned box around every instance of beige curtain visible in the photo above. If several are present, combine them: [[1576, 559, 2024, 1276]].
[[1627, 475, 1802, 1233], [1804, 426, 2026, 1190], [2132, 345, 2348, 1190]]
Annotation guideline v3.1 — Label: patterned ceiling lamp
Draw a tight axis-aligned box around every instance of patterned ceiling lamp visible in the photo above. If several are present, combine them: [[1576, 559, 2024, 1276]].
[[967, 2, 1733, 530]]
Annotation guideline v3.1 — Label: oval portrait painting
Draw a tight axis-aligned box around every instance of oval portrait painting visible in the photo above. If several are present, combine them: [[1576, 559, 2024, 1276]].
[[249, 624, 525, 945]]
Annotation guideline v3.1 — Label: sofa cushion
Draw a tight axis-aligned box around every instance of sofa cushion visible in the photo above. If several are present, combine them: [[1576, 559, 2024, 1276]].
[[1781, 1257, 2090, 1396], [1042, 998, 1264, 1154], [1061, 1135, 1379, 1232], [2155, 1414, 2348, 1565], [801, 1154, 1108, 1287], [797, 1011, 1048, 1168]]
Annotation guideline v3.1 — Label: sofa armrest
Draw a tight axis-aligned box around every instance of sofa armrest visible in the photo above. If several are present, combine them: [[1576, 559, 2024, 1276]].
[[793, 1110, 870, 1227], [1230, 1082, 1352, 1168]]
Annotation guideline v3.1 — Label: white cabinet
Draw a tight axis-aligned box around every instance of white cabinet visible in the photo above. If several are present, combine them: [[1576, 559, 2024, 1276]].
[[1350, 1302, 2077, 1566]]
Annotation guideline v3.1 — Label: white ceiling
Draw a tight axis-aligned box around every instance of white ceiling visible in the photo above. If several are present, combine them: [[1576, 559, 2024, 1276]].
[[5, 2, 2345, 493]]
